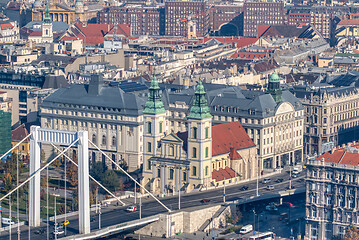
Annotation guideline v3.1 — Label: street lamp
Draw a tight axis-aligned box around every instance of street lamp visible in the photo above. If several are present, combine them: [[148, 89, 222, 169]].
[[253, 209, 256, 235]]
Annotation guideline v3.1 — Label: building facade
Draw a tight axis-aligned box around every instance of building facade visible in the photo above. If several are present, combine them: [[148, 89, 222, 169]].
[[40, 75, 145, 171], [305, 143, 359, 239], [291, 85, 359, 156], [243, 2, 285, 37], [164, 0, 208, 37], [142, 78, 257, 195], [97, 6, 164, 36], [165, 73, 304, 171]]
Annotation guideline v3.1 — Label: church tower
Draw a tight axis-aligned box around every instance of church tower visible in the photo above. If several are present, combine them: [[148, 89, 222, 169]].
[[42, 0, 53, 43], [187, 81, 212, 189], [142, 76, 167, 174], [266, 72, 282, 103]]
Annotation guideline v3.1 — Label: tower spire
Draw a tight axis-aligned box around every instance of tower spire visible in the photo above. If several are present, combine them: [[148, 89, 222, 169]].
[[188, 81, 211, 119], [143, 75, 165, 114], [44, 0, 52, 24]]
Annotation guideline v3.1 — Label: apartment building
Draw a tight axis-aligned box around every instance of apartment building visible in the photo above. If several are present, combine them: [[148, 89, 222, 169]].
[[243, 2, 285, 37], [305, 143, 359, 239], [40, 75, 145, 171], [165, 73, 304, 170], [292, 84, 359, 156], [97, 6, 165, 36]]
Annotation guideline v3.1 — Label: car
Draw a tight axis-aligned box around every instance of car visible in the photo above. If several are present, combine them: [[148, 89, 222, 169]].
[[90, 216, 96, 222], [55, 223, 64, 230], [34, 228, 46, 234], [240, 186, 249, 191], [266, 185, 274, 190], [292, 173, 298, 178], [276, 178, 284, 183], [126, 205, 137, 212], [200, 199, 210, 203], [53, 229, 64, 235], [262, 178, 271, 184]]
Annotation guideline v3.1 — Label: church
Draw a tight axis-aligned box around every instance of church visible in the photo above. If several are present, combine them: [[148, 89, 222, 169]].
[[28, 2, 53, 44], [142, 77, 258, 195]]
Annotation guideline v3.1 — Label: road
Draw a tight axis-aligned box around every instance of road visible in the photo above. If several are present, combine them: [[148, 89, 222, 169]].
[[0, 170, 305, 240]]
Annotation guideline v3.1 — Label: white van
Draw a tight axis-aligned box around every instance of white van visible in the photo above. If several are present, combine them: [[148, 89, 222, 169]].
[[240, 224, 253, 234], [2, 217, 15, 225]]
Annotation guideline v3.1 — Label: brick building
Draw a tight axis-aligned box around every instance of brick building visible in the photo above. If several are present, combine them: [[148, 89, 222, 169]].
[[97, 6, 164, 36], [209, 5, 242, 36], [164, 0, 209, 37], [243, 2, 285, 37]]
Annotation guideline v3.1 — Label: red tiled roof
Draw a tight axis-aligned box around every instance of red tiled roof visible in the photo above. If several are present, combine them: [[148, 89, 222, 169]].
[[12, 124, 29, 142], [105, 24, 131, 38], [231, 52, 267, 59], [315, 143, 359, 165], [257, 25, 270, 38], [60, 36, 80, 41], [212, 121, 255, 156], [212, 167, 236, 181], [1, 23, 13, 30], [338, 19, 359, 26], [229, 147, 242, 160], [29, 31, 42, 37]]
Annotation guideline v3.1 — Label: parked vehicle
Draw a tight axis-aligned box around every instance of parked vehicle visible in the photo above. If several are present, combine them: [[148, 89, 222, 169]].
[[1, 218, 15, 225], [276, 178, 283, 183], [262, 178, 271, 184], [53, 229, 64, 235], [240, 224, 253, 234], [293, 165, 303, 175], [266, 203, 278, 211], [266, 185, 274, 190], [200, 199, 210, 203], [126, 205, 137, 212], [240, 186, 249, 191]]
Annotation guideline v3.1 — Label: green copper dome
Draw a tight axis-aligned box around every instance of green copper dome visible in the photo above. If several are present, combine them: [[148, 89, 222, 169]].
[[188, 81, 212, 120], [269, 73, 280, 83], [143, 75, 166, 115]]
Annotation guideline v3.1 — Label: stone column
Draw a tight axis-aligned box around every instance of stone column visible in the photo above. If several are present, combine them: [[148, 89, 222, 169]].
[[175, 168, 180, 193], [163, 166, 168, 195], [160, 166, 165, 194]]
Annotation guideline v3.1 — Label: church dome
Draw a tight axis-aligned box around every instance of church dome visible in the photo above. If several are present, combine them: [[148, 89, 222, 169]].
[[75, 0, 84, 7], [269, 72, 280, 83]]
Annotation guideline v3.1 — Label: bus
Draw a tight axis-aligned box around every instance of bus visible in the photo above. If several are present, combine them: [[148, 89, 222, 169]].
[[248, 232, 275, 240]]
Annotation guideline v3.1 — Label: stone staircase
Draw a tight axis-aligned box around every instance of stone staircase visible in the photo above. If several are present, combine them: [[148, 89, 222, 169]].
[[198, 205, 228, 232]]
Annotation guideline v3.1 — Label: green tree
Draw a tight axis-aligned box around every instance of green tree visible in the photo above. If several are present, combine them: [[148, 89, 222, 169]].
[[345, 224, 359, 240], [66, 162, 78, 187], [101, 170, 121, 192], [4, 172, 12, 191]]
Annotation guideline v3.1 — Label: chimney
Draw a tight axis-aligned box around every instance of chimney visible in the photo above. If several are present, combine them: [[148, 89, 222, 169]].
[[88, 74, 104, 96]]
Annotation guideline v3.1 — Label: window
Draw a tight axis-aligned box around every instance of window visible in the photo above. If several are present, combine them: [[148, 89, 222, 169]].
[[192, 147, 197, 158], [205, 166, 209, 176], [159, 122, 163, 133], [183, 172, 187, 181], [112, 136, 116, 146], [205, 127, 209, 138], [147, 142, 152, 153], [157, 168, 160, 178], [205, 147, 209, 158], [147, 160, 151, 170], [192, 127, 197, 139], [170, 169, 174, 180], [102, 135, 106, 145], [92, 134, 96, 143], [169, 145, 174, 156], [192, 166, 197, 176], [147, 122, 152, 134]]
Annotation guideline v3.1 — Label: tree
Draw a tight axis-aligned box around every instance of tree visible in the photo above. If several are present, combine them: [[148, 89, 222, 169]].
[[66, 162, 78, 187], [345, 224, 359, 240], [40, 149, 46, 162], [90, 162, 105, 181], [101, 170, 121, 192], [41, 176, 48, 189], [3, 172, 12, 191], [52, 159, 61, 168]]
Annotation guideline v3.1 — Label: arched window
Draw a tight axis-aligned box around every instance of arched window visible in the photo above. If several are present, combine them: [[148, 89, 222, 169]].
[[192, 127, 197, 139], [192, 147, 197, 158], [170, 169, 174, 179], [112, 136, 116, 146], [102, 135, 106, 145], [147, 122, 152, 134], [92, 134, 96, 143], [169, 145, 174, 156]]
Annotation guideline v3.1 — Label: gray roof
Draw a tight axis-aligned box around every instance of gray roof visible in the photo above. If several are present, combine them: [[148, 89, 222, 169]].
[[23, 21, 69, 33], [42, 78, 145, 116]]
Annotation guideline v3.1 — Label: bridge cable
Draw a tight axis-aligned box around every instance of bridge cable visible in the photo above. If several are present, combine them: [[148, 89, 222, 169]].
[[64, 153, 67, 236], [0, 133, 32, 162], [50, 144, 126, 206], [0, 138, 79, 202], [88, 140, 171, 212], [9, 195, 11, 240]]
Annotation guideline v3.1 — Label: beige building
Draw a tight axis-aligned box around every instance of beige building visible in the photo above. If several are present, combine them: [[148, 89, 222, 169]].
[[142, 78, 258, 195], [292, 84, 359, 155]]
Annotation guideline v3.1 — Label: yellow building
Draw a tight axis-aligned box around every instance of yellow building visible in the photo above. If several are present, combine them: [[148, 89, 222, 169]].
[[11, 124, 30, 160], [32, 0, 102, 24], [142, 77, 258, 195]]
